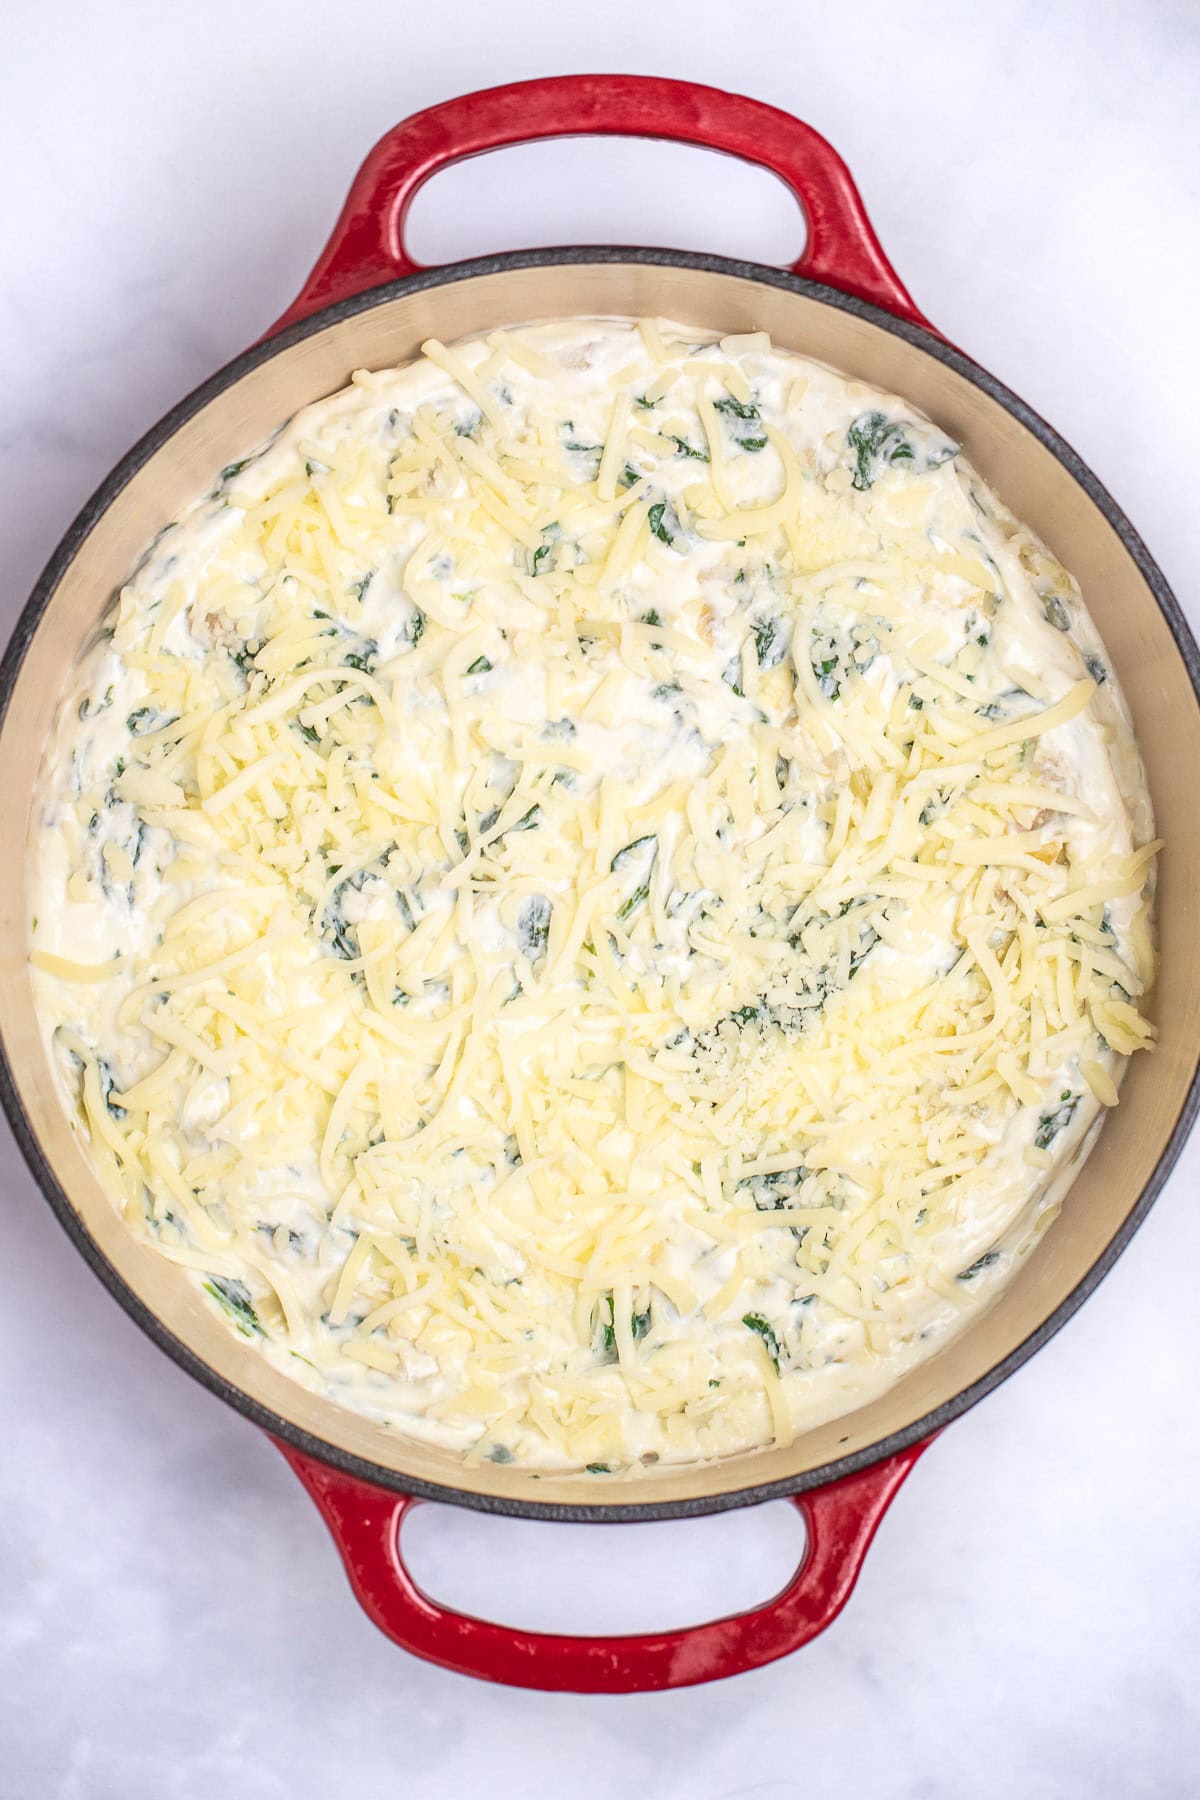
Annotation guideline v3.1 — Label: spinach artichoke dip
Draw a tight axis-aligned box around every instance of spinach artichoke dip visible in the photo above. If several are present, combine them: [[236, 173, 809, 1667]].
[[29, 318, 1160, 1473]]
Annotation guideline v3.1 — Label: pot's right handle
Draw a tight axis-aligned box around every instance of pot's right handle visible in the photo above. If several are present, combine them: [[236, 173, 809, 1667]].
[[276, 1436, 930, 1692], [270, 75, 931, 336]]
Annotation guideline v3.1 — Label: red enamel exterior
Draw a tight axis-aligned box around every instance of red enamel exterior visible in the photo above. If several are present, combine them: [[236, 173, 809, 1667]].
[[269, 74, 937, 1690], [268, 74, 930, 336], [277, 1437, 931, 1691]]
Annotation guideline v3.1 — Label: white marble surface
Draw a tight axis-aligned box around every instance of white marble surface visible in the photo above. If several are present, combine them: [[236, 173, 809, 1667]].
[[2, 1, 1199, 1792]]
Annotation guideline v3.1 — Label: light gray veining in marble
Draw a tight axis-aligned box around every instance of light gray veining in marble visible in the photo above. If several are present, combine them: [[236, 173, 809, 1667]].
[[1, 2, 1198, 1794]]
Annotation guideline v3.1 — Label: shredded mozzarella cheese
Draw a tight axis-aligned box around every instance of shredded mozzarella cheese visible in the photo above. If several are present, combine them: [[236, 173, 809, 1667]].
[[28, 318, 1158, 1473]]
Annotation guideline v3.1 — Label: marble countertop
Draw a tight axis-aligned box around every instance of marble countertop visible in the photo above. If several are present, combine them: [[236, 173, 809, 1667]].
[[3, 2, 1198, 1794]]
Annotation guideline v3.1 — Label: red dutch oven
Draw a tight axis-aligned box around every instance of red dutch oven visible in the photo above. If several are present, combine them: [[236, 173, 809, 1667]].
[[2, 75, 1197, 1694]]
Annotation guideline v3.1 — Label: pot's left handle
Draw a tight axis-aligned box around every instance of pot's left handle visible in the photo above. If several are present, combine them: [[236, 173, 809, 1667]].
[[274, 1437, 929, 1692], [265, 74, 929, 339]]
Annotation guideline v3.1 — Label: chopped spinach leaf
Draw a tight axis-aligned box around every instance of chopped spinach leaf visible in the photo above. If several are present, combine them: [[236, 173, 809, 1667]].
[[714, 394, 760, 422], [613, 833, 656, 919], [714, 393, 767, 452], [517, 894, 552, 960], [739, 1166, 808, 1210], [813, 653, 840, 699], [466, 655, 492, 675], [126, 706, 176, 737], [78, 686, 114, 721], [1035, 1091, 1078, 1149], [848, 922, 880, 978], [98, 1061, 125, 1120], [1041, 594, 1072, 632], [596, 1293, 652, 1359], [611, 835, 657, 871], [742, 1313, 782, 1372], [618, 883, 650, 921], [203, 1274, 264, 1337], [753, 616, 786, 668], [847, 411, 915, 489], [648, 501, 674, 546], [958, 1250, 1001, 1281]]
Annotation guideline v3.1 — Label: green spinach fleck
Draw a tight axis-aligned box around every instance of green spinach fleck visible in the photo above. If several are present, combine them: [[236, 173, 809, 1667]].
[[203, 1274, 264, 1337], [517, 894, 552, 960], [618, 883, 650, 921], [648, 501, 675, 546], [742, 1313, 782, 1372], [1035, 1091, 1078, 1149], [126, 707, 175, 737], [847, 411, 915, 490], [611, 835, 657, 871], [1041, 594, 1072, 632], [753, 616, 786, 668], [739, 1165, 808, 1211], [714, 394, 760, 422], [714, 393, 767, 452], [597, 1293, 652, 1360]]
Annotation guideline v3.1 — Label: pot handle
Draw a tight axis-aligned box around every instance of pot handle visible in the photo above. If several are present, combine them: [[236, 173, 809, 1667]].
[[269, 75, 928, 336], [274, 1436, 929, 1691]]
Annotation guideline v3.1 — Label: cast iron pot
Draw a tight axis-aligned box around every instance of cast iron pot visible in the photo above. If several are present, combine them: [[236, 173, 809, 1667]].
[[3, 76, 1198, 1693]]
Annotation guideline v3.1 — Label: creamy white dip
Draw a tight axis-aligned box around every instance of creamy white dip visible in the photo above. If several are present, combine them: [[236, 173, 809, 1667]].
[[28, 319, 1158, 1472]]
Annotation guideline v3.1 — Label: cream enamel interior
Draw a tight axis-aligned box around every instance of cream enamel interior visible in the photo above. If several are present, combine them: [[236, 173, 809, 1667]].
[[3, 261, 1197, 1511]]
